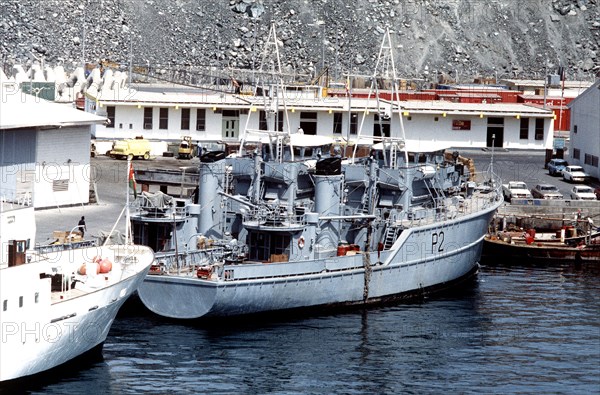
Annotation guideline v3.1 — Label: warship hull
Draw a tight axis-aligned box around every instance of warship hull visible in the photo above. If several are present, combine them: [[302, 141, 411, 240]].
[[138, 207, 496, 319]]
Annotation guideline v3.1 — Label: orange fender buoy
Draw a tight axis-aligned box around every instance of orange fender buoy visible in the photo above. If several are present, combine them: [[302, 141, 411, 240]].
[[99, 259, 113, 274], [79, 262, 100, 275]]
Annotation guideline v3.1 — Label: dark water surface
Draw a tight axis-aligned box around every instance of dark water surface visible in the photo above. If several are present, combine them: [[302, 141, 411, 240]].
[[6, 263, 600, 394]]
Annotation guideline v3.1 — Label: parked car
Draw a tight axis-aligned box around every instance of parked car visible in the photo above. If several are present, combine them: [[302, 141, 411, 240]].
[[596, 187, 600, 200], [570, 185, 597, 200], [547, 159, 568, 176], [531, 184, 564, 199], [562, 165, 589, 183], [502, 181, 533, 202]]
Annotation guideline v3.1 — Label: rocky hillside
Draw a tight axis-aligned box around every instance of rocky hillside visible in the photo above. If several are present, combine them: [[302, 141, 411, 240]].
[[1, 0, 598, 82]]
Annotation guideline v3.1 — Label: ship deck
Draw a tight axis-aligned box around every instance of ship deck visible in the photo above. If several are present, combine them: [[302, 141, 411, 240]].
[[51, 288, 86, 304]]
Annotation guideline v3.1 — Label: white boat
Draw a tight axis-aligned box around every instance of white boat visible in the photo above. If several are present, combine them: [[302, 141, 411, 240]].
[[0, 196, 154, 382]]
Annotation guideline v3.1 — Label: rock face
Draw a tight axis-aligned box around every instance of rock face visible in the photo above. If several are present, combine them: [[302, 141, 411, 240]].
[[1, 0, 598, 81]]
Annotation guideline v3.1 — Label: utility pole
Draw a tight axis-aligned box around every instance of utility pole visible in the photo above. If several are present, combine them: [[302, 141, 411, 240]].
[[128, 33, 133, 86]]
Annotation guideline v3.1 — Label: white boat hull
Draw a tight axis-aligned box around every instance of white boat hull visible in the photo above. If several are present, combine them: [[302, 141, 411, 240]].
[[139, 207, 495, 319], [0, 245, 154, 382]]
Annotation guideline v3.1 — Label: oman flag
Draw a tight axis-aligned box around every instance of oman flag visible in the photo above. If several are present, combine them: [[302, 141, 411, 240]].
[[128, 162, 137, 198]]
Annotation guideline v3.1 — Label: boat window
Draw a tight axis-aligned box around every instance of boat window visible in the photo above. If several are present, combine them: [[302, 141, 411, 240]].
[[35, 292, 39, 304], [19, 296, 23, 308], [3, 300, 6, 311], [248, 232, 290, 261]]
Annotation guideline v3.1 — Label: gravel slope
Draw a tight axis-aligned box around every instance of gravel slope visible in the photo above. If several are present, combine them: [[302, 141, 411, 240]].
[[1, 0, 598, 81]]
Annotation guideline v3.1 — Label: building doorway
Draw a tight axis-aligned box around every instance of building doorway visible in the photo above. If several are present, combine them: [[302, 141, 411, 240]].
[[486, 117, 504, 148], [222, 110, 240, 140], [373, 113, 391, 138], [299, 112, 317, 135]]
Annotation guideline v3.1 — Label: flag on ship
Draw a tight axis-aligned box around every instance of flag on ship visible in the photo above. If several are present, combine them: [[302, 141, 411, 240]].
[[345, 75, 350, 96], [128, 162, 137, 198]]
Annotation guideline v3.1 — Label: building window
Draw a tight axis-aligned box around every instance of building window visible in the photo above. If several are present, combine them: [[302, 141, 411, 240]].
[[277, 111, 284, 132], [373, 113, 390, 138], [143, 107, 153, 130], [585, 154, 599, 167], [573, 125, 577, 134], [181, 108, 190, 130], [52, 179, 69, 192], [106, 106, 115, 128], [259, 111, 268, 131], [159, 108, 169, 129], [260, 110, 284, 132], [333, 113, 342, 134], [300, 112, 318, 135], [534, 118, 544, 140], [196, 109, 206, 131], [519, 118, 529, 139], [573, 148, 580, 160], [350, 112, 358, 135]]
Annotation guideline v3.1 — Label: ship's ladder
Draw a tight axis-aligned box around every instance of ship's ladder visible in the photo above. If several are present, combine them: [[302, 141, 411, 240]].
[[423, 177, 444, 209], [224, 170, 235, 195], [382, 224, 402, 249], [359, 186, 378, 214], [389, 143, 397, 169], [359, 195, 369, 214], [276, 137, 284, 163]]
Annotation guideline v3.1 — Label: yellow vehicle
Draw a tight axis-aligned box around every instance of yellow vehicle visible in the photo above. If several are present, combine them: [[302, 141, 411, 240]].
[[178, 136, 194, 159], [109, 137, 151, 160]]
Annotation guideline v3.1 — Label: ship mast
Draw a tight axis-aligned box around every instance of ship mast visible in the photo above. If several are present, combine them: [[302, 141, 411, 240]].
[[240, 23, 294, 162], [351, 28, 408, 166]]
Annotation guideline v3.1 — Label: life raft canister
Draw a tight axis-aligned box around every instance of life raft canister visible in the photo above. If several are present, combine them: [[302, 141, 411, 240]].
[[197, 266, 213, 279], [298, 236, 305, 249]]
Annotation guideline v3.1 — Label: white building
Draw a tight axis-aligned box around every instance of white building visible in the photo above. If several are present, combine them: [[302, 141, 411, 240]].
[[88, 84, 554, 153], [0, 83, 106, 208], [500, 78, 592, 97], [568, 80, 600, 180]]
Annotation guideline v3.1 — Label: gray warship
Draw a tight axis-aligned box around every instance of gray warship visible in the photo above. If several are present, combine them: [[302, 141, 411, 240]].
[[133, 26, 503, 319], [133, 132, 502, 319]]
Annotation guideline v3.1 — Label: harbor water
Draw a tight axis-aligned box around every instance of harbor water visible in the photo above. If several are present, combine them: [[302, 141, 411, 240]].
[[5, 261, 599, 394]]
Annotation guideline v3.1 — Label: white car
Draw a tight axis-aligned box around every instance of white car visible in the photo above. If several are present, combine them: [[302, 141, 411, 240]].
[[570, 185, 597, 200], [562, 165, 589, 183], [502, 181, 533, 201]]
